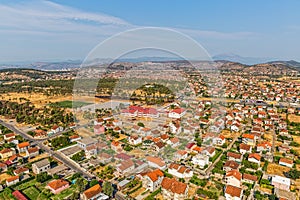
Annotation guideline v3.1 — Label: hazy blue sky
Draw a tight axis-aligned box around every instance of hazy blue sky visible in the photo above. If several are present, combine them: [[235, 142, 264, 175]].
[[0, 0, 300, 63]]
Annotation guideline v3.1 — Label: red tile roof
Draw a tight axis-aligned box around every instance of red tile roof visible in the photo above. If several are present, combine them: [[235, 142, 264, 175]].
[[12, 190, 28, 200], [242, 134, 255, 139], [145, 169, 164, 182], [225, 185, 242, 197], [6, 175, 19, 183], [146, 156, 165, 167], [47, 179, 69, 190], [248, 153, 261, 161], [161, 177, 187, 194], [83, 184, 102, 199], [17, 142, 30, 149], [243, 173, 258, 182], [279, 158, 293, 165], [227, 152, 242, 159], [226, 170, 242, 180]]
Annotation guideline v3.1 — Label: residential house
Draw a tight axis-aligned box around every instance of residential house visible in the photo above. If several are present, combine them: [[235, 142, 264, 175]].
[[239, 143, 251, 155], [51, 125, 64, 133], [32, 159, 50, 174], [202, 146, 215, 158], [69, 135, 81, 143], [192, 154, 209, 169], [227, 152, 242, 163], [0, 163, 7, 172], [77, 138, 98, 150], [168, 108, 186, 119], [242, 174, 257, 184], [225, 185, 243, 200], [81, 184, 109, 200], [174, 150, 188, 162], [17, 142, 30, 153], [161, 177, 188, 200], [168, 163, 193, 179], [0, 148, 15, 159], [98, 153, 113, 164], [256, 141, 272, 152], [279, 158, 294, 168], [223, 160, 239, 172], [129, 135, 142, 146], [13, 167, 29, 176], [47, 179, 69, 194], [272, 175, 290, 191], [116, 159, 135, 175], [85, 145, 97, 158], [248, 153, 261, 165], [242, 134, 256, 147], [146, 156, 166, 170], [169, 121, 182, 134], [4, 133, 15, 141], [6, 176, 19, 187], [26, 147, 39, 158], [167, 137, 180, 147], [142, 169, 164, 192], [225, 170, 242, 187], [213, 135, 226, 146]]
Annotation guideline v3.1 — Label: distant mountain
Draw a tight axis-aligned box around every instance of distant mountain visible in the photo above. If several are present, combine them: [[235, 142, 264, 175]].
[[0, 60, 81, 70], [213, 53, 274, 65], [267, 60, 300, 68]]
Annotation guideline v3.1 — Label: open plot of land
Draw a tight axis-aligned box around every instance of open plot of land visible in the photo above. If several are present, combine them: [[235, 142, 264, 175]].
[[288, 114, 300, 123], [28, 153, 49, 163], [0, 93, 73, 108], [77, 127, 93, 137], [221, 130, 239, 139], [267, 163, 290, 176]]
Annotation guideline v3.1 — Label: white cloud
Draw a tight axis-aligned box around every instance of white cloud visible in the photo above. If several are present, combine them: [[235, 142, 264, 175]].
[[0, 0, 132, 35]]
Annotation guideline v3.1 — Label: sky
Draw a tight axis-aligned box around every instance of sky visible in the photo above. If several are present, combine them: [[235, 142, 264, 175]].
[[0, 0, 300, 63]]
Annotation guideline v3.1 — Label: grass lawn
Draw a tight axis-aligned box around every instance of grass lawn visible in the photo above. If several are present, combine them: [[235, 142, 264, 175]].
[[13, 179, 37, 190], [0, 188, 15, 200], [49, 100, 91, 108], [23, 186, 40, 200]]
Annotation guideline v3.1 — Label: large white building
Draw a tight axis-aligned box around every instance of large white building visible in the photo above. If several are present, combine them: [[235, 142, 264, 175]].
[[168, 108, 186, 119]]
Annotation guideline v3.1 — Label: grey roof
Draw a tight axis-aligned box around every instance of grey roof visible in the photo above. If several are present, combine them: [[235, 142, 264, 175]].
[[33, 159, 50, 168], [48, 165, 68, 175], [77, 137, 97, 146], [117, 179, 130, 187], [61, 146, 82, 157]]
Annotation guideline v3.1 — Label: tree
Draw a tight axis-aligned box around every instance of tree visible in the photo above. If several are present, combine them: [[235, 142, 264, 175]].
[[89, 179, 99, 187], [36, 172, 52, 183], [76, 178, 86, 192], [137, 122, 145, 127], [102, 181, 114, 197]]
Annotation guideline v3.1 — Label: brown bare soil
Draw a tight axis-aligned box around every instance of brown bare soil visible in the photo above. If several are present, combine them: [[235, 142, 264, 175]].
[[288, 114, 300, 123], [267, 163, 290, 176]]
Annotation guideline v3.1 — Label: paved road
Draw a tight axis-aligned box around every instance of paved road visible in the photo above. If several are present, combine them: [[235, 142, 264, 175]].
[[0, 120, 95, 179], [205, 131, 241, 175]]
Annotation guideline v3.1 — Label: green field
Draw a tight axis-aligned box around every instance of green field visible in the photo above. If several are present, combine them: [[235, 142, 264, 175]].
[[49, 100, 91, 108], [23, 186, 40, 200], [0, 188, 15, 200]]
